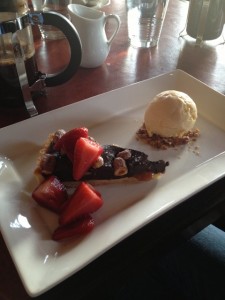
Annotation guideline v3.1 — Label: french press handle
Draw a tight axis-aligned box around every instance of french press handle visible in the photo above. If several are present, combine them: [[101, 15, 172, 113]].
[[30, 11, 82, 86]]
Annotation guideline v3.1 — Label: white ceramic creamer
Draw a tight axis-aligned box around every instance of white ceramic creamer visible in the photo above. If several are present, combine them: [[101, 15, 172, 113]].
[[68, 4, 120, 68]]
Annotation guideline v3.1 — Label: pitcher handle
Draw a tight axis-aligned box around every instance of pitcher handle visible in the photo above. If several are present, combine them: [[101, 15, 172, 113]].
[[104, 14, 121, 46], [30, 11, 82, 86]]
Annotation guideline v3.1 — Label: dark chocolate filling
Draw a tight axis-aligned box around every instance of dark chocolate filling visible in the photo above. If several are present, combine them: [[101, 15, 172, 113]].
[[49, 145, 169, 182]]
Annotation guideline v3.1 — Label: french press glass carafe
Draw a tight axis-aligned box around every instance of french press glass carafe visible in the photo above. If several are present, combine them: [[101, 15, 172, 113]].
[[0, 0, 82, 116]]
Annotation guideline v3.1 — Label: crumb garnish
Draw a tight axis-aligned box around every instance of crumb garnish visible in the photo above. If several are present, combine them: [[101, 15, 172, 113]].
[[136, 124, 200, 150]]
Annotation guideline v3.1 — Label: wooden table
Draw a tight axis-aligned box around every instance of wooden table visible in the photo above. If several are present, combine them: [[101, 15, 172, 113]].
[[1, 1, 225, 299]]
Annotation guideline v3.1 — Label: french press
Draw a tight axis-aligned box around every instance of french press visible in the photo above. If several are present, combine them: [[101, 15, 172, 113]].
[[0, 0, 82, 117], [184, 0, 225, 45]]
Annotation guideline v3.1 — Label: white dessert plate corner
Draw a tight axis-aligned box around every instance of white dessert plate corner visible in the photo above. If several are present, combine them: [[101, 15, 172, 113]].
[[0, 69, 225, 297]]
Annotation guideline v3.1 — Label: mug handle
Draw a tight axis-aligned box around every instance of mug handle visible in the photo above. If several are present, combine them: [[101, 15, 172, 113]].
[[31, 11, 82, 86], [104, 14, 121, 46]]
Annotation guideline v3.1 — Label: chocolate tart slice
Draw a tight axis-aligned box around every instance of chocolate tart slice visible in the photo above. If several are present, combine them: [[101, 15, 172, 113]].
[[34, 130, 169, 186]]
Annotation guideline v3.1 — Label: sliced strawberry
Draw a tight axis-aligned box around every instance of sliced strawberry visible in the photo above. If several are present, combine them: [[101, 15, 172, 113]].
[[54, 127, 88, 161], [59, 182, 103, 226], [32, 176, 68, 213], [52, 214, 94, 241], [73, 137, 103, 180]]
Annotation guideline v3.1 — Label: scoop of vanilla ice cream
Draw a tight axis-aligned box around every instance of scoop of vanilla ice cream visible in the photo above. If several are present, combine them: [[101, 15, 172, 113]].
[[144, 90, 197, 138]]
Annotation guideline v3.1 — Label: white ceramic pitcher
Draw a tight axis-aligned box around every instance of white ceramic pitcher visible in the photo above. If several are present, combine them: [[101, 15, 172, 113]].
[[68, 4, 120, 68]]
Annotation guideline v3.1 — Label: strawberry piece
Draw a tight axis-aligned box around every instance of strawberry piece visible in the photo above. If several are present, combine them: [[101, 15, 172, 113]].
[[73, 137, 103, 181], [59, 182, 103, 226], [32, 176, 68, 213], [52, 214, 94, 241], [54, 127, 88, 161]]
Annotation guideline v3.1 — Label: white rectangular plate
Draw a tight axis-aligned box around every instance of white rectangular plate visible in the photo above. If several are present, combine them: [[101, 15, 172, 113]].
[[0, 70, 225, 297]]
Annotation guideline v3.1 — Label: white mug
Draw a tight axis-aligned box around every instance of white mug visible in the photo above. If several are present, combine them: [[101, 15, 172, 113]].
[[71, 0, 110, 9], [68, 4, 120, 68]]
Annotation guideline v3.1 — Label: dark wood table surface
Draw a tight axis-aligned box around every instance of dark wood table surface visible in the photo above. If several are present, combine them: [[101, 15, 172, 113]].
[[1, 0, 225, 299]]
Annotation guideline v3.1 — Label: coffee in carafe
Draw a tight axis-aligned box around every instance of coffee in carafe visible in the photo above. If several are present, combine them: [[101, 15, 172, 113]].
[[0, 13, 43, 107], [0, 1, 45, 108], [185, 0, 225, 42], [0, 0, 82, 116]]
